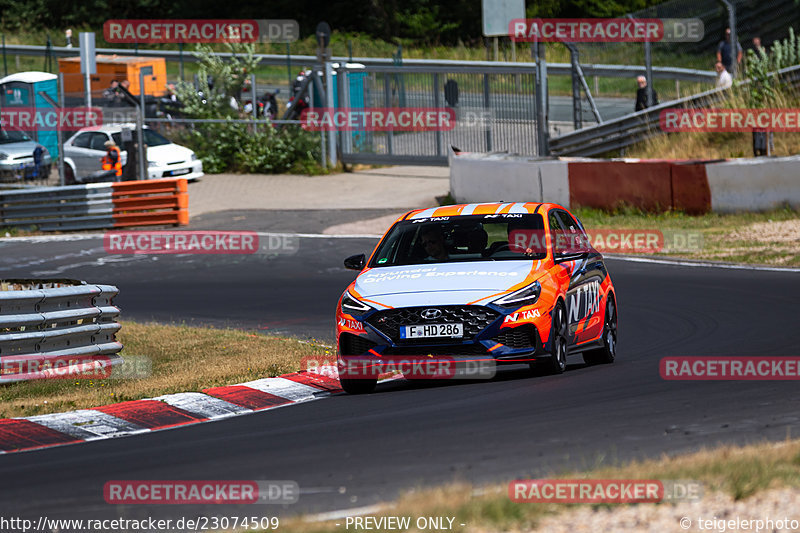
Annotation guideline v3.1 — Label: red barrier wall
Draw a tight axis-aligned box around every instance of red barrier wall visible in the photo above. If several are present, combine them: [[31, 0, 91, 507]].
[[567, 161, 712, 213], [670, 163, 711, 214], [568, 162, 673, 211]]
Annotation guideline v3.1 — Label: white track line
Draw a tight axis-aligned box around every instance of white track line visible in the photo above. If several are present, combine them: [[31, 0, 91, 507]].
[[606, 255, 800, 273]]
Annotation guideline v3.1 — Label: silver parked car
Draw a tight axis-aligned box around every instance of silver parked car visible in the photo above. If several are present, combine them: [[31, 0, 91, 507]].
[[63, 124, 203, 184], [0, 129, 52, 182]]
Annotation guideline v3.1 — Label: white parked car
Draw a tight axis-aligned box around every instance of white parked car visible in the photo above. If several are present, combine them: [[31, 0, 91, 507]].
[[63, 124, 203, 184]]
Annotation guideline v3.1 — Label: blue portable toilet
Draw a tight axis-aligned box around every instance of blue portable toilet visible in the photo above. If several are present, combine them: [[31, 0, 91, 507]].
[[307, 63, 367, 151], [0, 71, 59, 158]]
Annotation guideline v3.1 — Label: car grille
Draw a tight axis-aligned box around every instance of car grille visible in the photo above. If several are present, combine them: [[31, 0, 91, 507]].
[[168, 160, 186, 165], [366, 306, 500, 342], [492, 324, 539, 349], [383, 344, 489, 356]]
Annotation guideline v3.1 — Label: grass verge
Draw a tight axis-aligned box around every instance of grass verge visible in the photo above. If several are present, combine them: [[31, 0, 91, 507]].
[[573, 206, 800, 267], [278, 438, 800, 533], [0, 321, 329, 419]]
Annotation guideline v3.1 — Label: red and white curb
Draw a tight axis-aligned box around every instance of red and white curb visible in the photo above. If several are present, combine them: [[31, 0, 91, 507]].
[[0, 370, 342, 455]]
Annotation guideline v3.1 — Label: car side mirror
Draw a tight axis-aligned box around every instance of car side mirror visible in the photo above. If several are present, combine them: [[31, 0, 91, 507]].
[[554, 250, 589, 263], [344, 254, 366, 270]]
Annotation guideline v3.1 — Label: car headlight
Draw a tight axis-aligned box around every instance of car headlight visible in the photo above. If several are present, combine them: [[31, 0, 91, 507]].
[[191, 153, 198, 161], [147, 160, 158, 167], [0, 152, 7, 160], [341, 291, 373, 314], [493, 281, 541, 308]]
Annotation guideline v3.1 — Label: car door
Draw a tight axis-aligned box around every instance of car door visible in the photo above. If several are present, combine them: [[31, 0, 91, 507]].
[[85, 132, 112, 174], [65, 132, 97, 178], [555, 209, 604, 345]]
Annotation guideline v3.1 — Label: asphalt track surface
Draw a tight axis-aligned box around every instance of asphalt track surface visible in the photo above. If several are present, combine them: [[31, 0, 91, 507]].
[[1, 233, 799, 523]]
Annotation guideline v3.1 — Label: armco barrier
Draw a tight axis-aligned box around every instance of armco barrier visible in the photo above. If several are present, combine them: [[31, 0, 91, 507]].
[[450, 152, 800, 214], [0, 280, 122, 384], [0, 178, 188, 231]]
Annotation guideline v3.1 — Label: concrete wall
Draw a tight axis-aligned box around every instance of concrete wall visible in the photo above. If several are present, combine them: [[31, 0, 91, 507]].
[[706, 156, 800, 212], [450, 151, 799, 213], [449, 152, 570, 207]]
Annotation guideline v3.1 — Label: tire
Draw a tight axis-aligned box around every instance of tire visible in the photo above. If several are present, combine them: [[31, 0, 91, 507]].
[[583, 296, 617, 365], [339, 378, 377, 394], [64, 165, 76, 186], [541, 301, 568, 374]]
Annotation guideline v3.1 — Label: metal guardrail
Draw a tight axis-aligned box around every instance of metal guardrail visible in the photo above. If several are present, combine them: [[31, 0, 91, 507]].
[[0, 178, 189, 231], [3, 44, 716, 83], [0, 280, 122, 383], [549, 64, 800, 157]]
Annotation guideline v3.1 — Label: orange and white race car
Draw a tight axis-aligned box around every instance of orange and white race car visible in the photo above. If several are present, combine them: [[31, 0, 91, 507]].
[[335, 203, 618, 394]]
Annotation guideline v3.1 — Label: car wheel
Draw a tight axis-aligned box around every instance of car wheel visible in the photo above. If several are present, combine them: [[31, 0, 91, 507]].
[[339, 378, 377, 394], [584, 296, 617, 365], [64, 165, 76, 186], [543, 301, 568, 374]]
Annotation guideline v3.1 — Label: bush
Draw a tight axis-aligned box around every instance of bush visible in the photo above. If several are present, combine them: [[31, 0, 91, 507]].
[[167, 43, 324, 174], [167, 121, 322, 174]]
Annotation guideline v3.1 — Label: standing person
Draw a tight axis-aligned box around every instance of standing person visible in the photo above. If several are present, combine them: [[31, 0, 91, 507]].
[[634, 76, 659, 111], [103, 80, 120, 106], [715, 62, 733, 89], [717, 27, 743, 77], [101, 140, 123, 178]]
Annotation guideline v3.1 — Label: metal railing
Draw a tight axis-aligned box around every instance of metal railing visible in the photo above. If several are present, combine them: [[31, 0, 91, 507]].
[[549, 64, 800, 157], [0, 280, 122, 384], [0, 178, 189, 231], [2, 43, 717, 83]]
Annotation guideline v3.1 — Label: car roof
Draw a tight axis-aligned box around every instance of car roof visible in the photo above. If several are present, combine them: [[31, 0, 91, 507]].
[[400, 202, 564, 220], [75, 123, 150, 134]]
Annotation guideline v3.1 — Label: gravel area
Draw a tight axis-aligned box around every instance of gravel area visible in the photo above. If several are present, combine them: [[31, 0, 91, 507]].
[[529, 488, 800, 533]]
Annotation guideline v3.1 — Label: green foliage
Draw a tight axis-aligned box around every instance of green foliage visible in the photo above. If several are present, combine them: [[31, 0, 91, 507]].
[[168, 44, 322, 175], [170, 121, 322, 175], [1, 0, 668, 46], [744, 26, 800, 108]]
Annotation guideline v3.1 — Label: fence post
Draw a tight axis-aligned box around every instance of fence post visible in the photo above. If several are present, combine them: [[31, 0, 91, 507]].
[[58, 73, 66, 186], [569, 45, 582, 130], [2, 34, 7, 77], [138, 69, 147, 181], [433, 72, 442, 157], [179, 42, 185, 81], [483, 73, 492, 152], [326, 61, 337, 168]]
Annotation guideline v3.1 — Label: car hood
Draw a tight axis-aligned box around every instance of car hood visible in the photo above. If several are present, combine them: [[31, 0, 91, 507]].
[[353, 261, 543, 308], [0, 141, 44, 158], [146, 144, 194, 164]]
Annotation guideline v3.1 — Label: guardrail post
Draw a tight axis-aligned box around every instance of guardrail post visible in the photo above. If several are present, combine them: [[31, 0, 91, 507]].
[[326, 61, 337, 168]]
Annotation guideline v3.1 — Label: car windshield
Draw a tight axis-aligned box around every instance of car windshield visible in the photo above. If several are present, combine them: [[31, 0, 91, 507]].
[[111, 129, 172, 147], [368, 213, 547, 268], [0, 129, 30, 144]]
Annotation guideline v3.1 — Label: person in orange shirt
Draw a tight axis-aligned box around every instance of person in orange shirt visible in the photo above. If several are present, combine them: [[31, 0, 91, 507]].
[[101, 140, 123, 177]]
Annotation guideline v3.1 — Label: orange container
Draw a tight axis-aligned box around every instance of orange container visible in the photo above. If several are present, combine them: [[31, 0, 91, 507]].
[[58, 55, 167, 97]]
